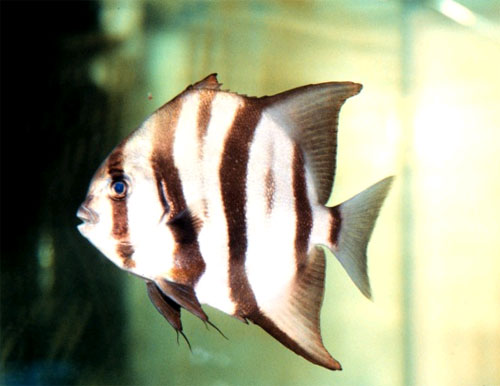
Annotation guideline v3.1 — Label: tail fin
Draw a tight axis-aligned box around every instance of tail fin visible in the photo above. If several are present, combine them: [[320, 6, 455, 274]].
[[329, 177, 394, 299]]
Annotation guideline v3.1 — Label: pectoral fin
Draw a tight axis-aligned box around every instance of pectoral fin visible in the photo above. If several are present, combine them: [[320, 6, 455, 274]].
[[167, 208, 203, 245]]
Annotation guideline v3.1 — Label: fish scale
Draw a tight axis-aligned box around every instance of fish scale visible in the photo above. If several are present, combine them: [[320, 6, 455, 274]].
[[77, 74, 393, 371]]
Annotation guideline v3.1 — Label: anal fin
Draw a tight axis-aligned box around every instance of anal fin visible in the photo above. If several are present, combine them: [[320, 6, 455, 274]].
[[248, 247, 341, 370]]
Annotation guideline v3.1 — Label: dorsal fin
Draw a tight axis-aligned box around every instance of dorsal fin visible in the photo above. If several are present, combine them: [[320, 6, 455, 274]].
[[263, 81, 362, 204], [190, 73, 222, 91], [248, 247, 341, 370]]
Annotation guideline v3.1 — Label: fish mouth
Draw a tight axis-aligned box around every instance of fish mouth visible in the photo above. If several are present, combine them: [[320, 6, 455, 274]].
[[76, 205, 99, 225]]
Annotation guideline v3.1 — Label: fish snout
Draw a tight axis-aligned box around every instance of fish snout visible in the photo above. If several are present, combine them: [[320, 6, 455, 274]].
[[76, 205, 99, 225]]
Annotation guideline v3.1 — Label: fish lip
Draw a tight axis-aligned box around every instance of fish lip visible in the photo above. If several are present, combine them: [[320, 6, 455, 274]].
[[76, 205, 99, 225]]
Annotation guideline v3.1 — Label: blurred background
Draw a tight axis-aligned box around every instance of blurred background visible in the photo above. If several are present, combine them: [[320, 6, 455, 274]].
[[1, 1, 499, 385]]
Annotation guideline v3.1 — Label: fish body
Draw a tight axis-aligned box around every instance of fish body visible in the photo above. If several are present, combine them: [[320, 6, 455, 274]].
[[77, 74, 392, 370]]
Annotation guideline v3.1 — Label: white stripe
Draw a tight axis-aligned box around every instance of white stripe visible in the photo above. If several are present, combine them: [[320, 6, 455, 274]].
[[308, 191, 331, 249], [195, 92, 244, 315], [172, 93, 204, 205], [246, 110, 332, 340], [122, 119, 176, 279], [245, 113, 297, 314]]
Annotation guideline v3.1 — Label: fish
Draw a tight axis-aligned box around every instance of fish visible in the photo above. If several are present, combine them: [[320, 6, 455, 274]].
[[76, 74, 393, 371]]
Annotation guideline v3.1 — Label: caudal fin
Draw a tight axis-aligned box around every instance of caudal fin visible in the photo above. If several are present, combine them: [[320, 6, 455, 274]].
[[329, 177, 394, 299]]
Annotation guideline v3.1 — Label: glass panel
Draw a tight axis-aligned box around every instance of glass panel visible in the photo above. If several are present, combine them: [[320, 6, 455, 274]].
[[1, 1, 499, 385]]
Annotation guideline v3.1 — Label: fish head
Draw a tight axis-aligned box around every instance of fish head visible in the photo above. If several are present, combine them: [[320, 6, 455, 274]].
[[77, 127, 177, 279]]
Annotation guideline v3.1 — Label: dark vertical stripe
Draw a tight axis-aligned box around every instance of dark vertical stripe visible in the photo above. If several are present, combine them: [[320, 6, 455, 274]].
[[151, 96, 206, 286], [152, 99, 184, 215], [329, 206, 342, 246], [117, 243, 135, 269], [220, 101, 262, 317], [107, 142, 135, 268], [292, 144, 313, 268]]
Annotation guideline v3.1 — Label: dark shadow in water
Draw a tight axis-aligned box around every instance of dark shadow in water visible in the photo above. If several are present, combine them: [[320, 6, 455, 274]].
[[1, 2, 131, 384]]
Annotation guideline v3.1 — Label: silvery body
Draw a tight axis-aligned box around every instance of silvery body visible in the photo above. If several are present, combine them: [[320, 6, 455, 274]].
[[77, 74, 392, 370]]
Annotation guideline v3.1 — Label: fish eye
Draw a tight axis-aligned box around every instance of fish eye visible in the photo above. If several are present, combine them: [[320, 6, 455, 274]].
[[110, 179, 128, 200]]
